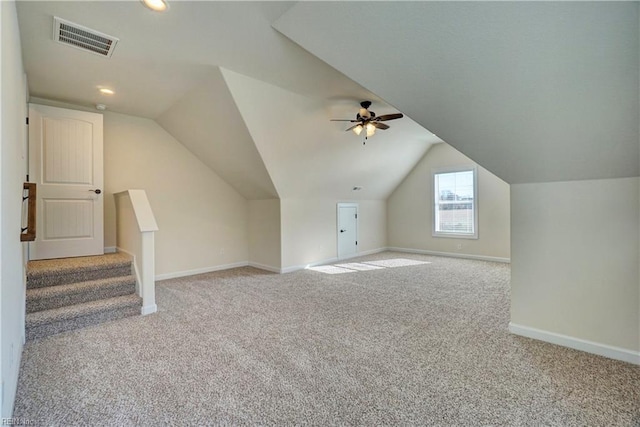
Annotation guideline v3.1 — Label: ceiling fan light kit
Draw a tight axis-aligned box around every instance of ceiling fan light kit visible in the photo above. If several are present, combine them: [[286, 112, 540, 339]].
[[141, 0, 169, 12], [365, 123, 376, 137], [331, 101, 403, 145]]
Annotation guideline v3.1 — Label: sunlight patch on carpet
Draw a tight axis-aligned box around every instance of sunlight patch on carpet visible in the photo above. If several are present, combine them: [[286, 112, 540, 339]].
[[363, 259, 430, 268], [308, 258, 430, 274], [308, 265, 357, 274], [335, 263, 385, 271]]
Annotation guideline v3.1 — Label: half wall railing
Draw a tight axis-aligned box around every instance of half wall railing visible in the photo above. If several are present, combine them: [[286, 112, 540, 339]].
[[114, 189, 158, 315]]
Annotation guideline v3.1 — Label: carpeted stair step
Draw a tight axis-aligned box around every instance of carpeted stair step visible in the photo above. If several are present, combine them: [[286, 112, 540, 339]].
[[27, 253, 133, 289], [26, 275, 137, 314], [26, 294, 142, 341]]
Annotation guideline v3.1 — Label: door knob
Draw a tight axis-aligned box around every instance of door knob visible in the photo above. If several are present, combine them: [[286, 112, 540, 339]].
[[340, 229, 346, 233], [90, 189, 102, 194]]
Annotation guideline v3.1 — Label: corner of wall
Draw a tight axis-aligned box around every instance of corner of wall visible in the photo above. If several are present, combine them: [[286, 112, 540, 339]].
[[248, 199, 282, 272]]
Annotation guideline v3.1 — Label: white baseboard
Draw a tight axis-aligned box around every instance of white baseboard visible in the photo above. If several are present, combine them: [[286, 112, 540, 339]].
[[344, 247, 388, 259], [509, 323, 640, 365], [155, 261, 249, 281], [142, 245, 506, 279], [104, 246, 116, 253], [388, 247, 510, 263], [280, 247, 389, 274], [281, 256, 339, 274], [248, 262, 281, 273], [115, 247, 133, 257]]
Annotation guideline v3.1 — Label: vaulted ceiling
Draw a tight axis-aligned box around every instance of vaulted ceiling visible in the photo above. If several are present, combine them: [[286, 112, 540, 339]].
[[274, 2, 639, 184], [16, 1, 638, 198], [15, 1, 440, 201]]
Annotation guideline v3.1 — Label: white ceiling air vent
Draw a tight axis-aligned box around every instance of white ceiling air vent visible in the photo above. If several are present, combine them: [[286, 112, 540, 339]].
[[53, 17, 119, 58]]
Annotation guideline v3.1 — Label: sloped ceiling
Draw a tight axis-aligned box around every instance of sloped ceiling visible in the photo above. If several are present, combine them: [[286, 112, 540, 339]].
[[221, 68, 435, 200], [274, 2, 640, 184], [15, 1, 213, 118], [16, 1, 442, 201], [156, 67, 278, 200]]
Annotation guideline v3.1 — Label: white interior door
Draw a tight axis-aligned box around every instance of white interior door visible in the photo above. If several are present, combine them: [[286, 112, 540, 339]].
[[29, 104, 104, 260], [337, 203, 358, 259]]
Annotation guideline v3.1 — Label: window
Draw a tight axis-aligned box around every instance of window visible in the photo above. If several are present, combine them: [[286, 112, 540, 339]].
[[433, 167, 478, 238]]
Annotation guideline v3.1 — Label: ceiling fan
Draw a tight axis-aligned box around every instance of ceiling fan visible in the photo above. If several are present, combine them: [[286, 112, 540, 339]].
[[331, 101, 404, 143]]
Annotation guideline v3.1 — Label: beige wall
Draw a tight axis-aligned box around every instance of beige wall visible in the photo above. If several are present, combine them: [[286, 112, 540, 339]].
[[1, 0, 28, 416], [28, 97, 391, 277], [388, 143, 510, 260], [248, 199, 281, 271], [280, 199, 386, 270], [358, 200, 387, 253], [102, 112, 249, 276], [511, 178, 639, 352]]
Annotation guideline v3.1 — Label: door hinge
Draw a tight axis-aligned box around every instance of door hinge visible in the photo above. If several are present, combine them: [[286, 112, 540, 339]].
[[26, 174, 29, 181], [355, 213, 358, 219], [26, 117, 29, 125], [356, 241, 358, 245]]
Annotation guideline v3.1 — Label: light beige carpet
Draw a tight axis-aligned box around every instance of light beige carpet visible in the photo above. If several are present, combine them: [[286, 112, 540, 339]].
[[13, 252, 640, 425]]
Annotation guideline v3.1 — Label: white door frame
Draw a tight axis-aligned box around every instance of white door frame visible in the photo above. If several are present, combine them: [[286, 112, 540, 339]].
[[337, 202, 358, 260]]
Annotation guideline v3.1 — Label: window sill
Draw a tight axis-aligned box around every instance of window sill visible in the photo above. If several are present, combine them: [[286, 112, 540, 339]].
[[432, 232, 478, 240]]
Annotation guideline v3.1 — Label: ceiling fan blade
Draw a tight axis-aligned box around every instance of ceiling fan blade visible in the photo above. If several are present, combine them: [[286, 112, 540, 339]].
[[372, 122, 390, 130], [330, 119, 358, 122], [376, 113, 404, 121], [345, 124, 361, 132]]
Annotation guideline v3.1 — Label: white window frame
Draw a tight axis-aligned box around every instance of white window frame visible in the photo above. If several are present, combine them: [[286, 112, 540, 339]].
[[432, 165, 478, 239]]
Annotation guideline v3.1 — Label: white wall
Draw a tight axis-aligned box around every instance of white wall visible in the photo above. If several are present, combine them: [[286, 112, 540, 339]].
[[0, 0, 28, 416], [280, 198, 386, 271], [102, 112, 249, 277], [248, 199, 281, 272], [388, 143, 511, 261], [511, 178, 639, 355]]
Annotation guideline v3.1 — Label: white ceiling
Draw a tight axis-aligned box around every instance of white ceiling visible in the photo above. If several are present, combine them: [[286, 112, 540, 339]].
[[17, 1, 639, 192], [275, 1, 639, 184], [156, 67, 279, 200], [221, 68, 434, 200], [16, 1, 440, 200]]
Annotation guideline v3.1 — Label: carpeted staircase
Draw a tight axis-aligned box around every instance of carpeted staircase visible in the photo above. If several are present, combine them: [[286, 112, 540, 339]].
[[26, 252, 142, 341]]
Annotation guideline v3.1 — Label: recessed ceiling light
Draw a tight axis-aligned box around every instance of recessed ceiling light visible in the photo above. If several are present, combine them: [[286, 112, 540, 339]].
[[99, 88, 115, 95], [141, 0, 169, 12], [96, 104, 107, 111]]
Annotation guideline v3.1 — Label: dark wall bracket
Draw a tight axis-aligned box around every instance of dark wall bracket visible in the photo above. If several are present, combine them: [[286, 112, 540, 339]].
[[21, 182, 36, 242]]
